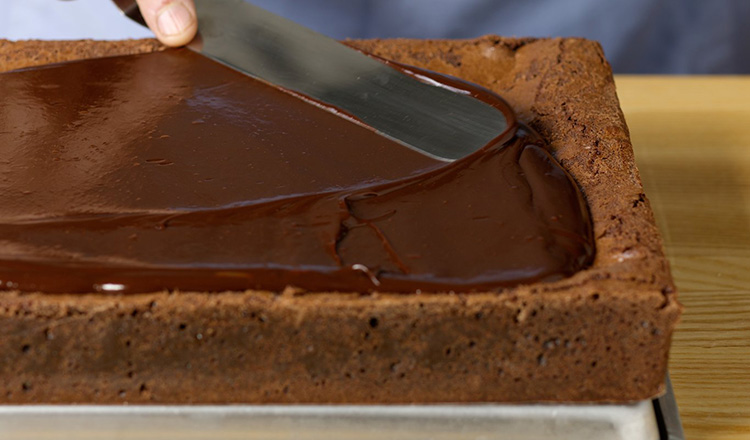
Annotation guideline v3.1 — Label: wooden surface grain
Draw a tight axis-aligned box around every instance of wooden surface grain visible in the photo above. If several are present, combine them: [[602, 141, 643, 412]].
[[616, 76, 750, 440]]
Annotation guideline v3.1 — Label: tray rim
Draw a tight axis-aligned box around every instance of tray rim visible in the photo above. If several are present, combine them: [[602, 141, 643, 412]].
[[0, 375, 684, 440]]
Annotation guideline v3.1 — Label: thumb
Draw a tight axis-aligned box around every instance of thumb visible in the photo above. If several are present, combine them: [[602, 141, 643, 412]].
[[136, 0, 197, 47]]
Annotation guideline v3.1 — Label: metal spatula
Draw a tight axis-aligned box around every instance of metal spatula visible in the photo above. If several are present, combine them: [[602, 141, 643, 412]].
[[112, 0, 508, 161]]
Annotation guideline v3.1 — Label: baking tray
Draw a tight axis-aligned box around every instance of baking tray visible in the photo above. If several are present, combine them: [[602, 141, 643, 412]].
[[0, 375, 684, 440]]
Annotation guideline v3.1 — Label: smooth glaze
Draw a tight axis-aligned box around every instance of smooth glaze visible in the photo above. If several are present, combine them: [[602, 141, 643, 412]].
[[0, 49, 593, 293]]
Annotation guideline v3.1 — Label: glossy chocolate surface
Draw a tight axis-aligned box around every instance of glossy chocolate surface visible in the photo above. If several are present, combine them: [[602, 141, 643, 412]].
[[0, 49, 593, 293]]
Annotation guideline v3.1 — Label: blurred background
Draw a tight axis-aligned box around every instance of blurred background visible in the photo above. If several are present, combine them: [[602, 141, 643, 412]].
[[1, 0, 748, 74]]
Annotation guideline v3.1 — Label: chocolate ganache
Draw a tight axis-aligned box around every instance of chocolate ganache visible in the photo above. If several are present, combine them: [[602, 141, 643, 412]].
[[0, 49, 593, 293]]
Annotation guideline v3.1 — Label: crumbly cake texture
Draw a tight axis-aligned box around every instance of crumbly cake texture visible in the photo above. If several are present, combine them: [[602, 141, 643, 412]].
[[0, 37, 681, 403]]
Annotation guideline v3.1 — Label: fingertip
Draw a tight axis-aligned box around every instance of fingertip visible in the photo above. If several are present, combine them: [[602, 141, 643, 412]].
[[148, 0, 198, 47]]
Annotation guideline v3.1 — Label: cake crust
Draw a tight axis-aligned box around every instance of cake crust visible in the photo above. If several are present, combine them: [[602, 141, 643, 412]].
[[0, 37, 681, 403]]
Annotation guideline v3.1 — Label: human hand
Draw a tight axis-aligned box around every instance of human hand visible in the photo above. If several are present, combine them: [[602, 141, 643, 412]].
[[136, 0, 197, 47]]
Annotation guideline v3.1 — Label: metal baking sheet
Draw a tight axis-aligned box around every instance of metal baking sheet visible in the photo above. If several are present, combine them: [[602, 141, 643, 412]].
[[0, 376, 684, 440]]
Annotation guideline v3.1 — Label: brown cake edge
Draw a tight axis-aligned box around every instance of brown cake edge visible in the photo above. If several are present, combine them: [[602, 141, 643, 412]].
[[0, 36, 681, 403]]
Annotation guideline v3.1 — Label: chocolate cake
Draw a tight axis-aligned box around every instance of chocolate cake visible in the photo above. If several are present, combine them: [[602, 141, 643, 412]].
[[0, 37, 681, 403]]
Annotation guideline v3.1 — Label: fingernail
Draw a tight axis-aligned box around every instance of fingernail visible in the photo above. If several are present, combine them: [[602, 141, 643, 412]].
[[157, 2, 194, 37]]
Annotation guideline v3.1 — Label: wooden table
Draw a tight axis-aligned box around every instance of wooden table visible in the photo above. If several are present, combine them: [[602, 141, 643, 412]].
[[616, 76, 750, 440]]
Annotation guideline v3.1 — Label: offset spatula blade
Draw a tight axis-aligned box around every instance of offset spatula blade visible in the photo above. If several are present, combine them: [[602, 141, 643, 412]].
[[115, 0, 508, 160]]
